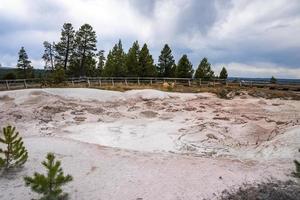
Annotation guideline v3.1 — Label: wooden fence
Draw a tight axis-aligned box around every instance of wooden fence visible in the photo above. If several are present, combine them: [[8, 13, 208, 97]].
[[0, 77, 300, 91], [68, 77, 228, 87]]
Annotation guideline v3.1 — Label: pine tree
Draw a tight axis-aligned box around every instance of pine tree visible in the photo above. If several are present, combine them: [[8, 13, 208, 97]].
[[96, 50, 105, 77], [194, 58, 214, 80], [0, 125, 28, 170], [103, 50, 113, 77], [138, 44, 157, 77], [42, 41, 56, 71], [157, 44, 175, 77], [270, 76, 277, 84], [175, 55, 194, 78], [70, 24, 97, 77], [55, 23, 75, 71], [24, 153, 73, 200], [103, 40, 127, 77], [17, 47, 34, 79], [125, 41, 140, 77], [219, 67, 228, 79]]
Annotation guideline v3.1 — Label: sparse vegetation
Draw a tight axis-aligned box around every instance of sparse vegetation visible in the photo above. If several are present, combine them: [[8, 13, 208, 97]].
[[219, 180, 300, 200], [217, 149, 300, 200], [24, 153, 73, 200], [292, 149, 300, 179], [216, 88, 232, 99], [0, 125, 28, 171]]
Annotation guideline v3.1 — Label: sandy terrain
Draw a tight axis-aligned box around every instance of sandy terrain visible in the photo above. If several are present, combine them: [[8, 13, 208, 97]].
[[0, 88, 299, 200]]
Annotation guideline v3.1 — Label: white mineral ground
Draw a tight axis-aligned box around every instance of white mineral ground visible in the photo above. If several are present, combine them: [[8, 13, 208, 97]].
[[0, 88, 299, 200]]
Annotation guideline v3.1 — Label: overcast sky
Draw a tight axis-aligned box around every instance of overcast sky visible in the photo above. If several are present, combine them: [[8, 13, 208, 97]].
[[0, 0, 300, 78]]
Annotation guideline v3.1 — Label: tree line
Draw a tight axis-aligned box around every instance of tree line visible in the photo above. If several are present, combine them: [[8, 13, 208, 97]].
[[15, 23, 228, 80]]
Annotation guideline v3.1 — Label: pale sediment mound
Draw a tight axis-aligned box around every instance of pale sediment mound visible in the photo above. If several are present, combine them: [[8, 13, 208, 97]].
[[0, 94, 14, 101], [0, 88, 299, 200], [0, 88, 299, 159]]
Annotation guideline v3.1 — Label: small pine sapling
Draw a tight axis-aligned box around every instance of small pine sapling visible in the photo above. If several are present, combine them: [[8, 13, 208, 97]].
[[0, 125, 28, 170], [24, 153, 73, 200]]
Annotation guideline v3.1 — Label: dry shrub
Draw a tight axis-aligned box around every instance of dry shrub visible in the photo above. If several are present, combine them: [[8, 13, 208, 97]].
[[248, 88, 300, 100], [219, 180, 300, 200]]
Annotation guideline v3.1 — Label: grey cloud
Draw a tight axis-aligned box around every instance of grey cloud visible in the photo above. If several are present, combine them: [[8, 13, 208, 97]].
[[176, 0, 219, 35], [129, 0, 156, 17], [0, 0, 299, 78]]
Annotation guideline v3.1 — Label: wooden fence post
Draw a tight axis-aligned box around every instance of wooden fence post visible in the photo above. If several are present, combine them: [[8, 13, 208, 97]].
[[111, 78, 114, 86], [150, 79, 152, 85], [5, 80, 9, 90], [24, 79, 27, 89], [138, 77, 140, 85], [125, 78, 128, 86], [188, 79, 191, 87], [72, 80, 74, 87], [98, 78, 102, 86], [87, 78, 91, 87]]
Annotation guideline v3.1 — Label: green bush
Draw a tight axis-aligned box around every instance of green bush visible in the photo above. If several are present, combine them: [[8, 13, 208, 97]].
[[3, 72, 17, 80], [49, 68, 66, 84], [216, 89, 233, 99]]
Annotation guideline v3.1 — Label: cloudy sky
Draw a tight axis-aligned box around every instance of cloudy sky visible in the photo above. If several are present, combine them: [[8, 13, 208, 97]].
[[0, 0, 300, 78]]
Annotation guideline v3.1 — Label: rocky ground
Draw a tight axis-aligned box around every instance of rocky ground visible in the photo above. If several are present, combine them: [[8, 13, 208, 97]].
[[0, 88, 299, 200]]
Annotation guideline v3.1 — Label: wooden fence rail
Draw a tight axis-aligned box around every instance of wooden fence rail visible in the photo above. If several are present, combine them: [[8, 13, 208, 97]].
[[0, 77, 300, 91], [67, 77, 228, 87]]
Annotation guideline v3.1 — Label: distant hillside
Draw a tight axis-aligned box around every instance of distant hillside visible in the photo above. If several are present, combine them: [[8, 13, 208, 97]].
[[0, 67, 45, 79]]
